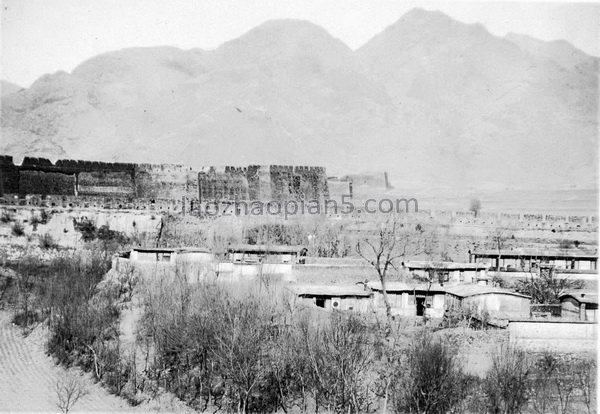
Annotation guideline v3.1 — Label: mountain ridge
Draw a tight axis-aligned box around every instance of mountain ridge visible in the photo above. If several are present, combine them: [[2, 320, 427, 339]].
[[1, 8, 597, 192]]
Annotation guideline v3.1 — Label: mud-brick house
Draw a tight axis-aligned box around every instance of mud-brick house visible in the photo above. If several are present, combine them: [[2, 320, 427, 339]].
[[129, 247, 213, 263], [444, 285, 531, 319], [402, 261, 490, 285], [220, 244, 305, 277], [560, 292, 598, 322], [366, 281, 446, 318], [288, 284, 373, 312], [469, 248, 598, 272]]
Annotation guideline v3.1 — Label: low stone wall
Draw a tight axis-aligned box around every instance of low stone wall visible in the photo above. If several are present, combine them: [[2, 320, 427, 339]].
[[508, 319, 597, 354]]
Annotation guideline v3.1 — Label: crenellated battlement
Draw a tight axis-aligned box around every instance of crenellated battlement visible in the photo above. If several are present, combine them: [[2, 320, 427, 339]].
[[0, 155, 330, 213]]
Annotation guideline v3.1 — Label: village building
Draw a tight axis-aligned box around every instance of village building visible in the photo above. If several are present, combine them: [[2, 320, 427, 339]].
[[469, 248, 598, 272], [559, 291, 598, 322], [227, 244, 304, 264], [444, 285, 531, 319], [116, 247, 215, 283], [129, 247, 213, 263], [218, 244, 306, 278], [402, 261, 490, 285], [288, 284, 373, 312], [366, 281, 446, 318]]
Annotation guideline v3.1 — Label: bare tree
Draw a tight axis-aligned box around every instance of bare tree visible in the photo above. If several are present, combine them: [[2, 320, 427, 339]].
[[484, 344, 532, 414], [397, 331, 469, 414], [574, 358, 597, 414], [490, 227, 508, 270], [55, 372, 88, 414], [356, 214, 432, 323], [469, 198, 482, 217]]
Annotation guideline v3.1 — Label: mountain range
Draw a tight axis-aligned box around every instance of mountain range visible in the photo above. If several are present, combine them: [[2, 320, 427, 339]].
[[1, 8, 598, 193]]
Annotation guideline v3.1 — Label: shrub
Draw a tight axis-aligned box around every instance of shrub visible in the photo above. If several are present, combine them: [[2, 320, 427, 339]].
[[30, 215, 42, 230], [1, 210, 13, 223], [73, 218, 97, 242], [11, 221, 24, 236], [573, 357, 597, 414], [483, 344, 531, 414], [40, 209, 51, 224], [515, 266, 583, 304], [40, 233, 58, 249], [301, 312, 377, 413], [395, 331, 470, 414], [97, 225, 129, 245]]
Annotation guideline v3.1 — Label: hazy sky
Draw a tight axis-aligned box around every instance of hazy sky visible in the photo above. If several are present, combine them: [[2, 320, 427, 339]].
[[2, 0, 599, 87]]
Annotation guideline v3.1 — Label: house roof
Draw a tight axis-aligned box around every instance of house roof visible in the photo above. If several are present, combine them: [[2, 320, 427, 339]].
[[288, 284, 372, 297], [471, 248, 597, 260], [444, 285, 530, 299], [403, 261, 490, 270], [132, 247, 211, 254], [559, 291, 598, 305], [178, 248, 213, 254], [133, 247, 176, 253], [227, 244, 304, 254], [366, 281, 446, 293]]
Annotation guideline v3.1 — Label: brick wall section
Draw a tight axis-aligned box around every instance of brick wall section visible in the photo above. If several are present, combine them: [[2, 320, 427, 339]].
[[1, 155, 330, 210], [0, 155, 19, 194], [19, 170, 76, 195]]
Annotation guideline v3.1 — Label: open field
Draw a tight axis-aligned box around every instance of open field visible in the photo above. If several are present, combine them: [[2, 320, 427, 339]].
[[0, 311, 136, 413]]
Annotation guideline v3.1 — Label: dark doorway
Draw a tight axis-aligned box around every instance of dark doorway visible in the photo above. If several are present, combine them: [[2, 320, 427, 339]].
[[416, 297, 425, 316]]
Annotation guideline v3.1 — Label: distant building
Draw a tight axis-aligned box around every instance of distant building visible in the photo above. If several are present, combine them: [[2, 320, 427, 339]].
[[366, 281, 446, 318], [402, 261, 490, 285], [444, 285, 531, 319], [226, 244, 304, 264], [118, 247, 215, 284], [219, 244, 306, 277], [366, 281, 530, 320], [560, 291, 598, 322], [469, 248, 598, 272], [288, 284, 373, 312], [129, 247, 213, 263]]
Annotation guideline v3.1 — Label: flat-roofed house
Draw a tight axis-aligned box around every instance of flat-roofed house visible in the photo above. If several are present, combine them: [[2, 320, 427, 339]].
[[288, 284, 373, 312], [366, 281, 446, 318], [121, 247, 215, 283], [227, 244, 303, 264], [469, 248, 598, 272], [560, 291, 598, 322], [444, 285, 531, 319], [129, 247, 213, 263], [219, 244, 305, 278], [402, 261, 490, 285]]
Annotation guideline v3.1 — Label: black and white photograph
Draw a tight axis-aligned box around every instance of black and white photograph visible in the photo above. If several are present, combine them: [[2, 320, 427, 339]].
[[0, 0, 598, 412]]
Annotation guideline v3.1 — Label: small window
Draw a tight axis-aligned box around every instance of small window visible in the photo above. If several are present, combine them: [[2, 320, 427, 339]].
[[459, 271, 465, 282], [315, 298, 325, 308]]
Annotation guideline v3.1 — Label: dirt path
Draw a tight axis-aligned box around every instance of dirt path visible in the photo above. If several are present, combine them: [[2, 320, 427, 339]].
[[0, 311, 137, 413]]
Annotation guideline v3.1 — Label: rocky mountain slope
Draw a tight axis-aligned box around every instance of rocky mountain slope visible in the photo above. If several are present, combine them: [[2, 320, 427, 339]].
[[1, 81, 22, 96], [1, 8, 597, 191]]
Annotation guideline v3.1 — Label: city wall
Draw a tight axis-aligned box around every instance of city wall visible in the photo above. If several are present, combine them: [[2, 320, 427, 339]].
[[198, 165, 329, 203], [1, 155, 330, 212]]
